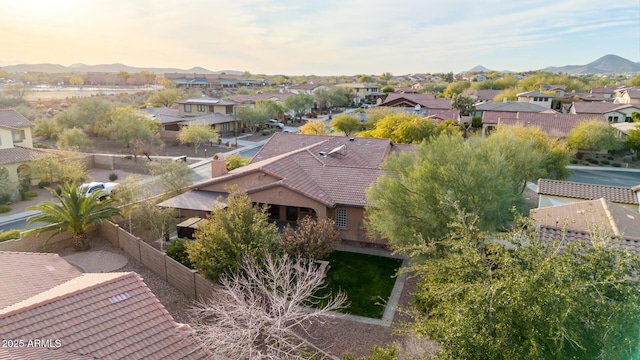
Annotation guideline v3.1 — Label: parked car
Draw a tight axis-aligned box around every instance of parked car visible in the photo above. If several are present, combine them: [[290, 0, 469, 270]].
[[79, 182, 119, 199], [268, 119, 285, 129]]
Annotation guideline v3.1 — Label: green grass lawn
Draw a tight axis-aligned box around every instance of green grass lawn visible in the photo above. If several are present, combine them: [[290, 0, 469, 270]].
[[317, 251, 403, 319]]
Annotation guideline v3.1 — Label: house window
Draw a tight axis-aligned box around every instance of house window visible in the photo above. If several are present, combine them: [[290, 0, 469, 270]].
[[197, 104, 205, 112], [184, 104, 191, 113], [219, 123, 230, 132], [335, 208, 347, 228], [12, 129, 25, 143], [226, 105, 234, 115], [209, 105, 215, 112]]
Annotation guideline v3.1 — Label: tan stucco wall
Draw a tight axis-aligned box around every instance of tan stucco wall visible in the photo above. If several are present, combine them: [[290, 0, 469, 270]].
[[0, 129, 13, 149], [249, 187, 327, 220], [200, 172, 281, 192]]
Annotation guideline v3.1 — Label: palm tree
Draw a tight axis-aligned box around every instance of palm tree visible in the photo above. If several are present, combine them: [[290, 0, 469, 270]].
[[27, 182, 121, 251]]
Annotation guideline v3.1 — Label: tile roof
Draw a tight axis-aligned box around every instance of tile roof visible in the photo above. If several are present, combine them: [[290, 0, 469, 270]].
[[227, 92, 293, 104], [475, 101, 548, 112], [0, 271, 206, 359], [193, 133, 413, 207], [517, 91, 553, 97], [570, 102, 640, 114], [569, 92, 612, 102], [623, 89, 640, 99], [424, 109, 460, 120], [140, 107, 182, 124], [0, 252, 82, 311], [537, 179, 639, 205], [0, 109, 32, 129], [465, 89, 501, 101], [482, 111, 517, 125], [531, 198, 640, 241], [498, 112, 602, 138], [0, 147, 45, 166], [380, 93, 450, 109]]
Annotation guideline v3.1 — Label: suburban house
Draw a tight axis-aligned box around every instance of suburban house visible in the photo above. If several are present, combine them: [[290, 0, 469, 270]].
[[159, 133, 415, 246], [611, 122, 640, 139], [516, 91, 553, 109], [393, 87, 420, 94], [336, 83, 382, 104], [589, 86, 620, 100], [464, 89, 501, 103], [540, 84, 566, 97], [0, 109, 42, 188], [537, 179, 640, 212], [531, 198, 640, 252], [568, 102, 640, 122], [473, 101, 548, 118], [0, 251, 206, 359], [378, 93, 451, 110], [286, 83, 328, 95], [174, 97, 238, 135], [614, 87, 640, 104], [142, 107, 184, 131], [497, 112, 605, 138], [162, 72, 262, 89]]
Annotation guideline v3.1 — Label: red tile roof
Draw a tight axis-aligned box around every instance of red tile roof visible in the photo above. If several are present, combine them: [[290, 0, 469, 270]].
[[482, 111, 517, 125], [0, 272, 206, 359], [571, 102, 640, 114], [227, 92, 293, 104], [0, 109, 32, 129], [0, 252, 82, 311], [498, 113, 602, 138], [531, 198, 640, 241], [193, 133, 414, 207], [0, 147, 45, 165], [380, 93, 449, 109], [537, 179, 639, 205]]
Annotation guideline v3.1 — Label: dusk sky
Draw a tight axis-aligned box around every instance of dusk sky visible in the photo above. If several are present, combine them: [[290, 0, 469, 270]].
[[1, 0, 638, 75]]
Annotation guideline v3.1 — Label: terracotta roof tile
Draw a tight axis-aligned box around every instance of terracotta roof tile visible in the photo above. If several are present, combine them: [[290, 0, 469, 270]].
[[0, 147, 45, 166], [499, 113, 602, 138], [0, 271, 206, 359], [193, 133, 413, 207], [0, 109, 32, 129], [538, 179, 639, 205], [0, 252, 83, 310], [571, 102, 640, 114], [475, 102, 548, 112], [227, 92, 293, 104]]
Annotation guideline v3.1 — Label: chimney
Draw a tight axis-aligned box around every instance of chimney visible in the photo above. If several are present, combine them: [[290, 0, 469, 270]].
[[211, 153, 228, 178]]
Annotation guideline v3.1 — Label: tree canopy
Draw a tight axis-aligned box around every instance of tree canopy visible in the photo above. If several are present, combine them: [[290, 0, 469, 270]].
[[359, 113, 437, 144], [299, 120, 329, 135], [95, 106, 162, 159], [566, 119, 623, 156], [408, 211, 640, 360], [284, 94, 315, 120], [177, 123, 219, 154], [236, 106, 270, 134], [330, 114, 361, 136], [186, 188, 280, 281]]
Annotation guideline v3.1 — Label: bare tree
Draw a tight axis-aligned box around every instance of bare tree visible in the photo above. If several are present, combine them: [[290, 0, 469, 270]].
[[190, 253, 347, 359]]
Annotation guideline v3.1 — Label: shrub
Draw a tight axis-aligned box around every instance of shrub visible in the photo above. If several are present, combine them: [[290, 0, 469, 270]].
[[582, 162, 591, 166], [471, 116, 483, 128], [261, 130, 270, 136], [0, 229, 21, 242], [570, 159, 579, 164], [281, 216, 341, 260], [623, 155, 634, 164], [38, 181, 50, 189], [33, 143, 49, 149], [587, 158, 599, 164], [600, 160, 610, 165], [575, 152, 584, 160], [164, 238, 193, 269], [607, 156, 614, 160], [24, 190, 38, 199], [0, 204, 11, 214], [612, 162, 622, 167], [109, 172, 118, 181]]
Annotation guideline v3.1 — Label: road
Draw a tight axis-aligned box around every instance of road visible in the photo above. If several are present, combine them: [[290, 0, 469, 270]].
[[567, 168, 640, 187]]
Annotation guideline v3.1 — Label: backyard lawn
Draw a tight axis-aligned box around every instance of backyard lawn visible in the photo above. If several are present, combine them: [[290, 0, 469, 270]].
[[318, 251, 403, 319]]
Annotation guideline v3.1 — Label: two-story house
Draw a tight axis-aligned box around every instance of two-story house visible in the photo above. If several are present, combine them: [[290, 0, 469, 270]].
[[0, 109, 40, 189], [336, 83, 382, 104], [172, 97, 239, 135], [517, 91, 553, 109]]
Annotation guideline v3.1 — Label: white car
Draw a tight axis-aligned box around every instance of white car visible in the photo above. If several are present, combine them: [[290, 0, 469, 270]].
[[268, 119, 285, 129], [80, 182, 119, 199]]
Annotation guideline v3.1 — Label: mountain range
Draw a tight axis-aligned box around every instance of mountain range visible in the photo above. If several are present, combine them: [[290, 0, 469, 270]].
[[1, 55, 639, 75], [0, 62, 243, 75], [470, 55, 640, 75]]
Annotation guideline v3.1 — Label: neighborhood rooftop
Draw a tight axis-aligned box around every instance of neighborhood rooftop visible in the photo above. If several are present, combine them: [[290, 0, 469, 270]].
[[537, 179, 639, 205]]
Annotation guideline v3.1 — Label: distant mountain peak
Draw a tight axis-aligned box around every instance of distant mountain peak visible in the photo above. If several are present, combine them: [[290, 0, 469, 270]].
[[543, 54, 640, 74], [469, 65, 491, 72]]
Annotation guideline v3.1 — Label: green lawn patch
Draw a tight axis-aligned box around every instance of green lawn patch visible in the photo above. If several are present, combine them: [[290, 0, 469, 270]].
[[318, 251, 403, 319]]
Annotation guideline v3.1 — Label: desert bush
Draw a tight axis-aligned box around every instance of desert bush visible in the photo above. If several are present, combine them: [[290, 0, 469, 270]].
[[281, 216, 341, 260], [587, 158, 599, 164], [600, 160, 610, 165], [623, 155, 634, 164], [38, 181, 50, 189], [24, 190, 38, 199], [165, 238, 193, 269], [0, 229, 21, 242], [570, 159, 579, 164], [109, 172, 118, 181], [261, 130, 270, 136], [0, 204, 11, 214], [612, 162, 622, 167]]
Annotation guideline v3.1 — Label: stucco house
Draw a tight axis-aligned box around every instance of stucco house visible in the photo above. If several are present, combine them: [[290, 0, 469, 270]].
[[155, 97, 240, 135], [0, 109, 42, 189], [159, 133, 414, 246], [516, 91, 553, 109], [568, 102, 640, 122], [614, 87, 640, 104], [336, 83, 381, 104]]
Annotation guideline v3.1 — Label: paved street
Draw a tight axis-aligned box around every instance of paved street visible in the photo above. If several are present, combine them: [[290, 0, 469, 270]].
[[567, 167, 640, 187]]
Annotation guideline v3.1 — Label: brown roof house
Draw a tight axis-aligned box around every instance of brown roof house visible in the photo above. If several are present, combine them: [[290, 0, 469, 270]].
[[159, 133, 415, 246], [144, 97, 239, 135], [531, 198, 640, 252], [537, 179, 640, 212], [568, 102, 640, 123], [0, 251, 206, 359], [0, 109, 43, 195]]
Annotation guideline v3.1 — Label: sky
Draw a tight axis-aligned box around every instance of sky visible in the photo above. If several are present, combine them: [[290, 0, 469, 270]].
[[1, 0, 638, 76]]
